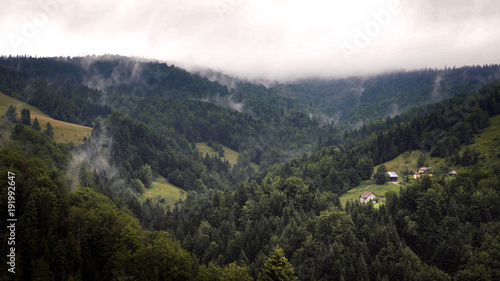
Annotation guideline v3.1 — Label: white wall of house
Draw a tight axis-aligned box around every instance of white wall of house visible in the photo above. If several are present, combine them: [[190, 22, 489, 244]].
[[360, 194, 376, 203]]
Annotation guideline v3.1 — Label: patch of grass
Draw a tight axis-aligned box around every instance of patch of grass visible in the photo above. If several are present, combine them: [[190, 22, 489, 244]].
[[374, 148, 465, 182], [373, 114, 500, 178], [196, 142, 239, 166], [142, 175, 185, 208], [373, 150, 459, 179], [340, 180, 400, 207], [342, 114, 500, 208], [0, 91, 92, 145], [250, 162, 261, 171], [468, 114, 500, 168]]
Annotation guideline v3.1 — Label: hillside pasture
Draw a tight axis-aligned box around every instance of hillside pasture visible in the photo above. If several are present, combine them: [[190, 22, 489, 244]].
[[0, 91, 92, 145], [373, 114, 500, 179], [340, 180, 400, 207], [142, 175, 185, 208], [196, 142, 239, 166], [468, 114, 500, 169]]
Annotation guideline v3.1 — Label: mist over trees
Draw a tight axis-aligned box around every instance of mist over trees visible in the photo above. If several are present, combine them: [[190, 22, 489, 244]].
[[0, 56, 499, 280]]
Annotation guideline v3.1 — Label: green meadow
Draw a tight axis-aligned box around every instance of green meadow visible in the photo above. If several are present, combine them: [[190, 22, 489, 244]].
[[0, 91, 92, 145], [345, 113, 500, 207], [340, 180, 400, 207], [196, 142, 240, 166], [142, 175, 185, 208]]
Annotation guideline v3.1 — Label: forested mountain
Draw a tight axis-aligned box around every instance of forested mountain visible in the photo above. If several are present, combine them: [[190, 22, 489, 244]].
[[1, 56, 499, 168], [156, 83, 500, 280], [1, 56, 500, 280], [203, 64, 500, 126]]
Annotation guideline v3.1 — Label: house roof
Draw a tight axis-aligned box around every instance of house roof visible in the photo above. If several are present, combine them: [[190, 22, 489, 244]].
[[386, 172, 398, 178], [360, 191, 375, 199], [418, 167, 433, 172]]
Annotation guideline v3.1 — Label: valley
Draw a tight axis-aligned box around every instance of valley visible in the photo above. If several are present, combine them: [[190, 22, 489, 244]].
[[0, 56, 499, 280]]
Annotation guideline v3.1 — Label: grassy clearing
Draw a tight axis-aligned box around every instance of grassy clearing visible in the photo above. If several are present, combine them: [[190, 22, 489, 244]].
[[373, 150, 458, 179], [142, 175, 185, 208], [0, 91, 92, 145], [196, 142, 239, 166], [373, 114, 500, 178], [468, 114, 500, 168], [344, 114, 500, 207], [340, 180, 400, 207]]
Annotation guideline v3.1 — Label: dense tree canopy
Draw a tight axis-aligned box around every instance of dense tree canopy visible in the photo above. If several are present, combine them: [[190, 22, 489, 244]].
[[1, 56, 499, 280]]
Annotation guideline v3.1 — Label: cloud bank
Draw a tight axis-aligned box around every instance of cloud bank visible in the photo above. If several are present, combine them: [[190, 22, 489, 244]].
[[1, 0, 499, 81]]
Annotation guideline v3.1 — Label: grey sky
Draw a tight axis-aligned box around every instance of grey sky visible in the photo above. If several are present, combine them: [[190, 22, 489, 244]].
[[1, 0, 499, 81]]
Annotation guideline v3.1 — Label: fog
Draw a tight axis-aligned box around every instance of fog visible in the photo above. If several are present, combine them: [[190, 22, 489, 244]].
[[1, 0, 499, 81]]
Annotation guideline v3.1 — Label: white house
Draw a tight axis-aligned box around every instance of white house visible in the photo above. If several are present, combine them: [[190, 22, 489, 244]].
[[359, 191, 377, 203]]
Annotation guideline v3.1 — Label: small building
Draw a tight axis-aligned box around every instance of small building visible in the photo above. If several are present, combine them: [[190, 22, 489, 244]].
[[359, 191, 377, 203], [414, 167, 433, 179], [386, 172, 399, 181], [448, 171, 457, 176], [418, 167, 433, 173]]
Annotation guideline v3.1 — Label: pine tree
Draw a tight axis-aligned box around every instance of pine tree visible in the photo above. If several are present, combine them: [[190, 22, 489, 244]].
[[417, 153, 426, 168], [31, 258, 54, 281], [21, 108, 31, 125], [357, 254, 369, 281], [5, 105, 17, 122], [258, 245, 296, 281], [44, 122, 54, 138], [32, 117, 41, 131]]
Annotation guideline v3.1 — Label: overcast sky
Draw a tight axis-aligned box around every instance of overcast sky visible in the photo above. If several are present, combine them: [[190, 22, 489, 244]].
[[1, 0, 499, 80]]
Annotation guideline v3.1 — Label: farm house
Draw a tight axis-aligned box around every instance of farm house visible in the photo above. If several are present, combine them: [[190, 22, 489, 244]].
[[359, 191, 377, 203], [414, 167, 433, 179]]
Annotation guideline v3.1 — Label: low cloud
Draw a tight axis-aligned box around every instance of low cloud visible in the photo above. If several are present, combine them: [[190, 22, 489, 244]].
[[431, 72, 445, 102], [1, 0, 499, 81], [200, 94, 246, 113], [67, 124, 129, 195]]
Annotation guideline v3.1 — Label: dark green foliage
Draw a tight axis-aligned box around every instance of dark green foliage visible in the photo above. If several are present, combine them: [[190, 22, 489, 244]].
[[44, 122, 54, 138], [384, 168, 500, 279], [1, 57, 500, 280], [357, 157, 374, 180], [1, 56, 499, 171], [460, 147, 479, 166], [197, 262, 252, 281], [268, 65, 500, 126], [96, 112, 233, 192], [0, 125, 242, 280], [0, 59, 112, 125], [136, 164, 153, 189], [32, 117, 41, 131], [5, 105, 16, 122], [258, 245, 296, 281], [21, 108, 30, 125], [374, 164, 388, 185], [131, 178, 146, 194], [11, 124, 69, 168]]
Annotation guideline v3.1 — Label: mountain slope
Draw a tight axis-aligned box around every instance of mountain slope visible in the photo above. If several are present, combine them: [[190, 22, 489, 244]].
[[0, 91, 92, 144]]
